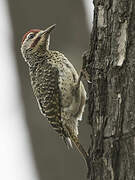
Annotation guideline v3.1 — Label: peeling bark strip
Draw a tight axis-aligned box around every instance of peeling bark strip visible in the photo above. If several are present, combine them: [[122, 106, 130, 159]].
[[85, 0, 135, 179], [117, 21, 128, 66], [97, 6, 105, 28]]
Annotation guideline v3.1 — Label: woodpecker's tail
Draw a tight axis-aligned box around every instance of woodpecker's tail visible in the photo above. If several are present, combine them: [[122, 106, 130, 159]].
[[65, 125, 89, 166], [63, 137, 73, 149]]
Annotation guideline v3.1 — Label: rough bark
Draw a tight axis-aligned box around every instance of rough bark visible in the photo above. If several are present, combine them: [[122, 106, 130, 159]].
[[84, 0, 135, 179]]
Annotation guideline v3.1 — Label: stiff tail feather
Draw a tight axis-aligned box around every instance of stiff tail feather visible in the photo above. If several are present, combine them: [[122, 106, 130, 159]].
[[63, 137, 73, 149], [65, 125, 89, 166]]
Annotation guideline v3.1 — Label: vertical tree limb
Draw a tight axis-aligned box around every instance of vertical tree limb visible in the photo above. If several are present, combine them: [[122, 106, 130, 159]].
[[84, 0, 135, 179]]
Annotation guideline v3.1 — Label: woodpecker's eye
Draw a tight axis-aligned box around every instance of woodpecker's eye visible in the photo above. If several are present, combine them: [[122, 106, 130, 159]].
[[28, 33, 35, 40]]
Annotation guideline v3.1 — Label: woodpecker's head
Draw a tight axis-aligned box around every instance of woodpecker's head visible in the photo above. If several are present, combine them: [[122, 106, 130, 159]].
[[21, 24, 56, 59]]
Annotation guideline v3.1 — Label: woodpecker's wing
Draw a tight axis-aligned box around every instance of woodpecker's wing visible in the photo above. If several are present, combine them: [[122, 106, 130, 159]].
[[33, 62, 68, 138]]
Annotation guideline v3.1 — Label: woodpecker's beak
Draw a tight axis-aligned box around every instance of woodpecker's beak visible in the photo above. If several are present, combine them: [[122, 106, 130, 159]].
[[41, 24, 56, 35]]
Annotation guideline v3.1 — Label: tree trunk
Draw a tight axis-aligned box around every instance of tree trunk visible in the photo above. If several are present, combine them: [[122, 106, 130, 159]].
[[85, 0, 135, 179]]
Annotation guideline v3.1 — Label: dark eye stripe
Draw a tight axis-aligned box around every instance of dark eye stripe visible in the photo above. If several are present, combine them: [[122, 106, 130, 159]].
[[31, 36, 41, 48]]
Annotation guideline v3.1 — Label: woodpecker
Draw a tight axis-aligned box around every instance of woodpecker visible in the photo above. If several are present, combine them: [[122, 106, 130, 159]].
[[21, 24, 88, 164]]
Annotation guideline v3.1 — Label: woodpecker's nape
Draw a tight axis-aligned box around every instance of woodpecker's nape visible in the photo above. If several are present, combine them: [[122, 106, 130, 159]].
[[21, 24, 89, 172]]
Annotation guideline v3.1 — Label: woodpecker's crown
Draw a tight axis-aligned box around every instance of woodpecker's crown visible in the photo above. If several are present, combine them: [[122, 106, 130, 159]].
[[21, 24, 56, 60]]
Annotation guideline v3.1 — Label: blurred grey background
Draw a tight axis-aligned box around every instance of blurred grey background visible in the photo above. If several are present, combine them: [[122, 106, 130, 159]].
[[5, 0, 93, 179]]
